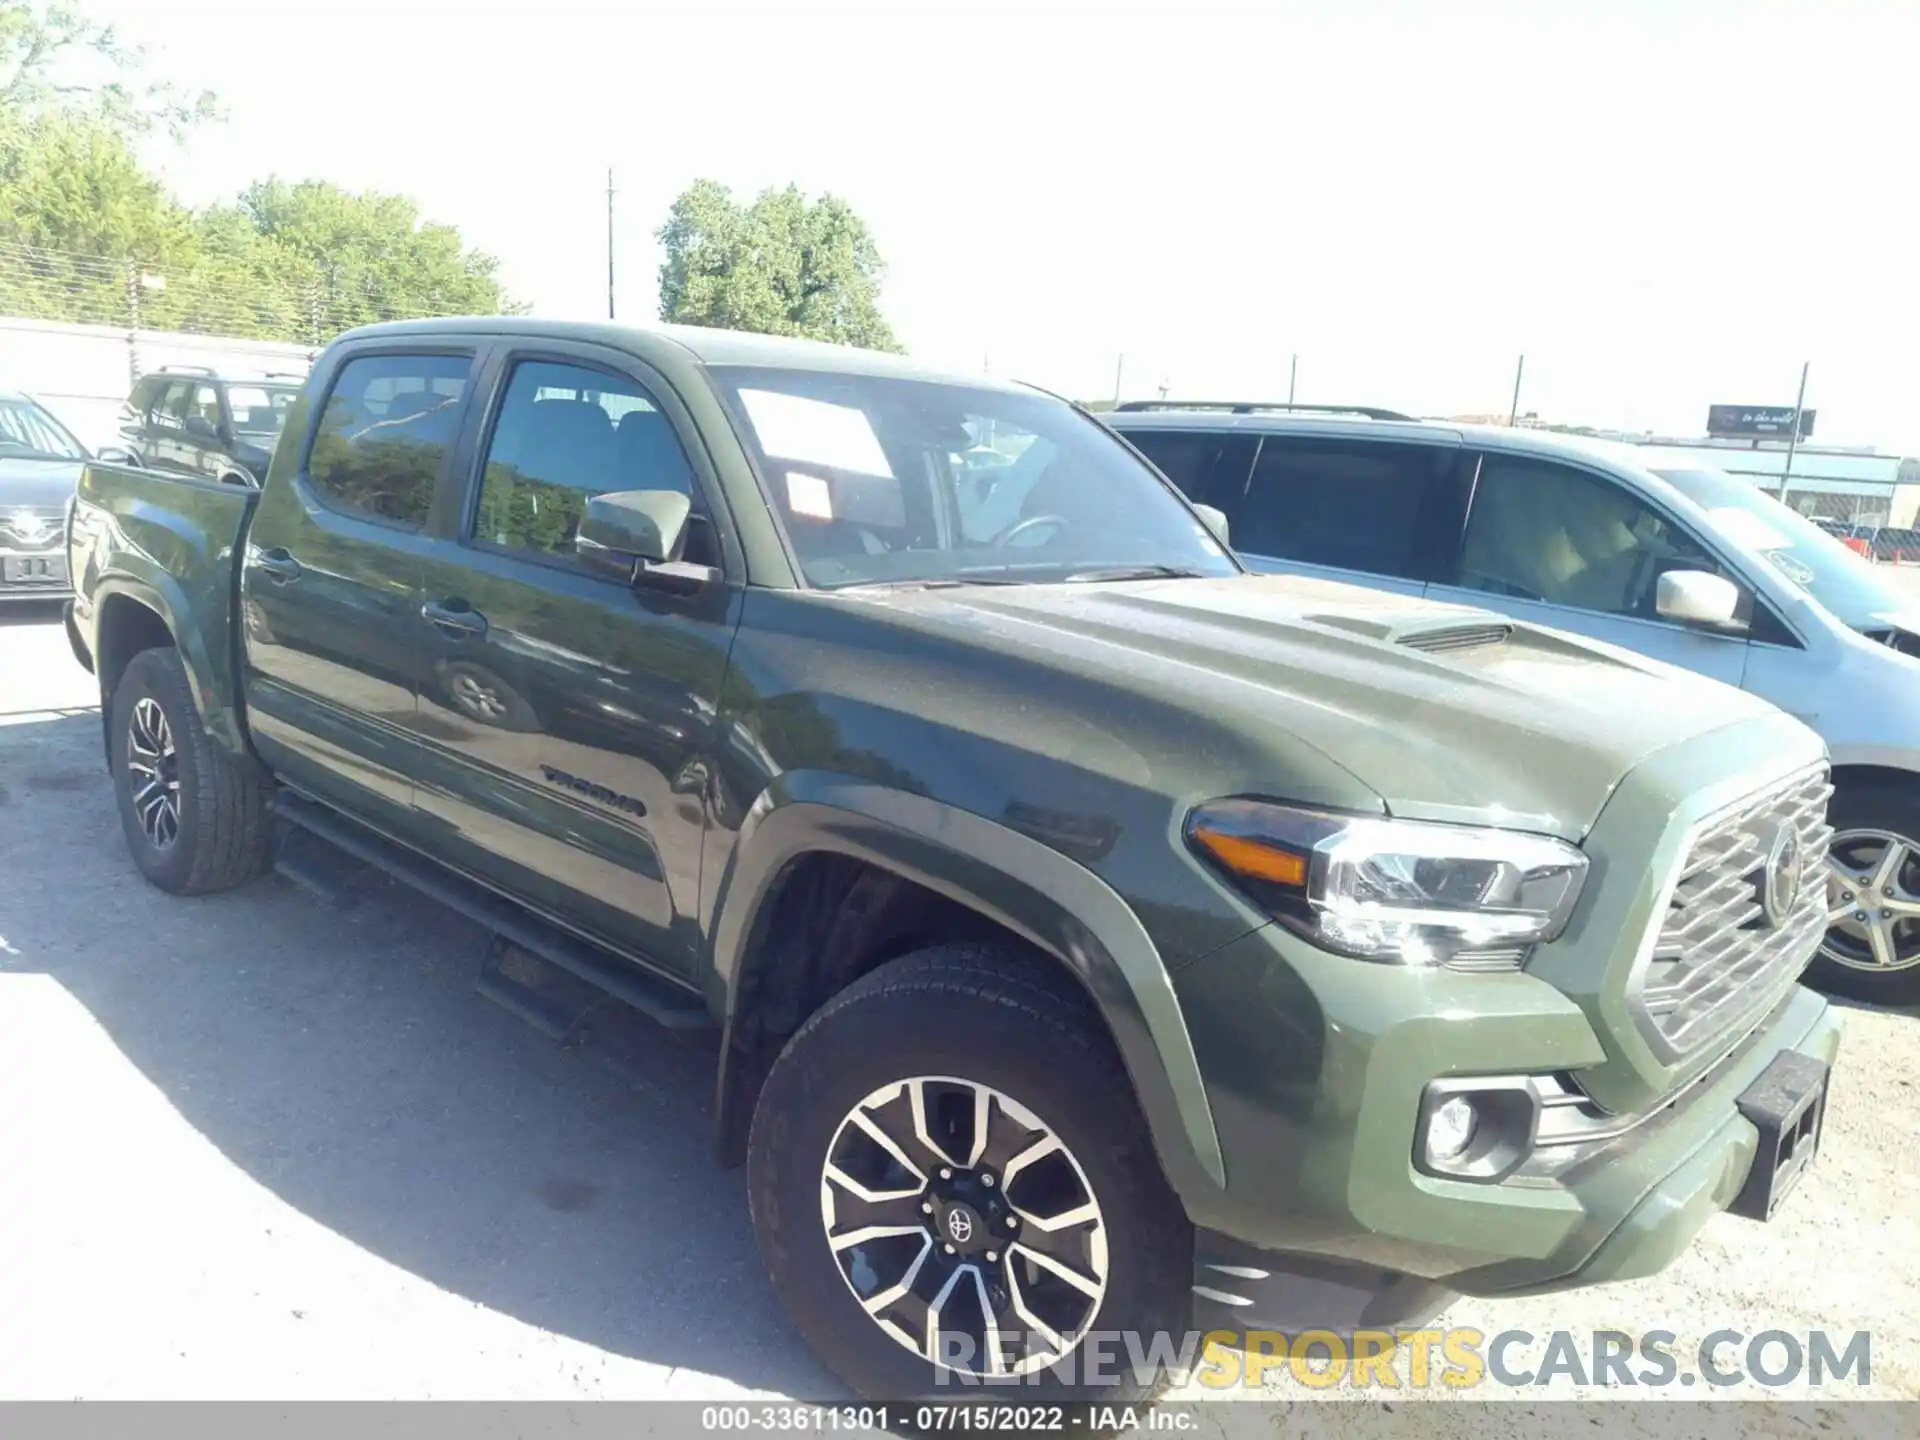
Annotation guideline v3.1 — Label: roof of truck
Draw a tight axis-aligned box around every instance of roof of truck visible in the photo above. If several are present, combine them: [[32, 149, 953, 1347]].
[[339, 316, 1025, 393]]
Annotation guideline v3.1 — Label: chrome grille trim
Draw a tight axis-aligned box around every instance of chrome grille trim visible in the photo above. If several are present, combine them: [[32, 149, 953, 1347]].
[[1629, 763, 1832, 1062]]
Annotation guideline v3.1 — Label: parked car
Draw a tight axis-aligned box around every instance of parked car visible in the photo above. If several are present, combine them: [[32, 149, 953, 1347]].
[[1106, 402, 1920, 1002], [0, 389, 127, 602], [116, 365, 307, 488], [68, 320, 1838, 1401], [1863, 526, 1920, 565]]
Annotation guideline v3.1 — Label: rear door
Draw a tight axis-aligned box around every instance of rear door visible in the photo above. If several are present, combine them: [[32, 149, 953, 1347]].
[[1424, 452, 1753, 685], [240, 345, 478, 838], [404, 342, 741, 978], [1201, 432, 1468, 599]]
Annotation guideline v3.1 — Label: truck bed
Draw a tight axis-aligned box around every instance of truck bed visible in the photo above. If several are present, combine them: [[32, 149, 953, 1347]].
[[71, 462, 258, 737]]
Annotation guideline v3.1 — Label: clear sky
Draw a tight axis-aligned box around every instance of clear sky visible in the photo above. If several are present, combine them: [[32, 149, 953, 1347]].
[[91, 0, 1918, 451]]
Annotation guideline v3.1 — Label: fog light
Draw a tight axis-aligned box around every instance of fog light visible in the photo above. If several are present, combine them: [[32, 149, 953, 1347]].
[[1426, 1096, 1478, 1162]]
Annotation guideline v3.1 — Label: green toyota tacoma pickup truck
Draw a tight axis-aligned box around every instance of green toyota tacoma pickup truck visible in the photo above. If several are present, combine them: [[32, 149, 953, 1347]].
[[65, 318, 1839, 1400]]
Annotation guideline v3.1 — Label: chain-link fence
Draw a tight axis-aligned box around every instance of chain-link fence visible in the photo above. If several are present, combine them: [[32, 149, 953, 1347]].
[[0, 239, 496, 347], [0, 238, 513, 448]]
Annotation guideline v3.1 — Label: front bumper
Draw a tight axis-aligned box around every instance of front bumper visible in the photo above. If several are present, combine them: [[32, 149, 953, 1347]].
[[1175, 922, 1839, 1312]]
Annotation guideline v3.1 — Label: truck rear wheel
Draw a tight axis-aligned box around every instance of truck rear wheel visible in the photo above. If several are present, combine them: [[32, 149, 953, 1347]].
[[1809, 778, 1920, 1006], [747, 942, 1191, 1403], [109, 647, 272, 895]]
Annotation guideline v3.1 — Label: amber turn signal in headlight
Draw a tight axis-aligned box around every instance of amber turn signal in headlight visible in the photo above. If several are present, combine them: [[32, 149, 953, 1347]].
[[1186, 799, 1589, 966]]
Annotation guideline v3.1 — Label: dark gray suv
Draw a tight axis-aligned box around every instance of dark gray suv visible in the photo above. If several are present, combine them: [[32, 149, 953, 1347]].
[[117, 366, 307, 488]]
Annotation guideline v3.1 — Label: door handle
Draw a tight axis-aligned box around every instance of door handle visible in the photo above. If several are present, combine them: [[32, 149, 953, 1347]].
[[422, 599, 489, 638], [252, 547, 302, 583]]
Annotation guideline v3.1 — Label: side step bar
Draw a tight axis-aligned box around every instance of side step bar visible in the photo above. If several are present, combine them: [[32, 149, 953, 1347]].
[[270, 791, 712, 1032]]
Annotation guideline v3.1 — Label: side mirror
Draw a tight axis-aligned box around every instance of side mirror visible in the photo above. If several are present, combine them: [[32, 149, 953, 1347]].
[[1193, 503, 1231, 549], [575, 489, 718, 593], [93, 445, 137, 465], [1656, 569, 1742, 628]]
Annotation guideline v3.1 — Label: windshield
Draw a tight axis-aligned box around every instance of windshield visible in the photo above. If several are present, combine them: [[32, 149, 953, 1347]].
[[226, 384, 302, 436], [1652, 466, 1916, 626], [712, 366, 1239, 588], [0, 397, 85, 462]]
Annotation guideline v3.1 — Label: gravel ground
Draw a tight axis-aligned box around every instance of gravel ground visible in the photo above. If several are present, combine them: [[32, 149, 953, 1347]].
[[0, 599, 1914, 1419]]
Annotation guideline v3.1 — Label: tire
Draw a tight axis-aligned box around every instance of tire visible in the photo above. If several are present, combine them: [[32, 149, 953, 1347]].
[[109, 647, 273, 895], [748, 943, 1192, 1404], [1806, 777, 1920, 1006]]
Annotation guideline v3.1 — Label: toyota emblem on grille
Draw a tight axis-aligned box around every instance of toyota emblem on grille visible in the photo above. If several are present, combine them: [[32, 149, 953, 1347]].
[[6, 509, 49, 544], [1759, 822, 1804, 929]]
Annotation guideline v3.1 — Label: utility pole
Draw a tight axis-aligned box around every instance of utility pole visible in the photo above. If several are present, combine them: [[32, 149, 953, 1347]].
[[1776, 361, 1810, 500], [1508, 354, 1526, 425], [1112, 353, 1125, 407], [606, 168, 617, 321], [1288, 353, 1298, 405]]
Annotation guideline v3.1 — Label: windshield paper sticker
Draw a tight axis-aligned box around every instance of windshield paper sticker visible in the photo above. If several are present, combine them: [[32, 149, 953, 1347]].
[[740, 389, 894, 477], [785, 471, 835, 520]]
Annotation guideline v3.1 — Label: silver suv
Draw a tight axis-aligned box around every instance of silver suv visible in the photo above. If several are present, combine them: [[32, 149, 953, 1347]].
[[1105, 402, 1920, 1003]]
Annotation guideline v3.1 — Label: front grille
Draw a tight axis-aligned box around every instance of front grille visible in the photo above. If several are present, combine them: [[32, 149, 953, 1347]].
[[0, 506, 65, 551], [1633, 764, 1832, 1060]]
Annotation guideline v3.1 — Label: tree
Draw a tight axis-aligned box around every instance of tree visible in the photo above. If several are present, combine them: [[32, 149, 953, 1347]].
[[657, 179, 900, 352], [1, 0, 217, 137], [0, 1, 512, 342], [240, 178, 514, 330]]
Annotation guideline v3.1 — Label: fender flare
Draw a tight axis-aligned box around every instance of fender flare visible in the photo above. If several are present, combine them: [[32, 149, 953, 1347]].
[[707, 771, 1227, 1196], [90, 570, 246, 756]]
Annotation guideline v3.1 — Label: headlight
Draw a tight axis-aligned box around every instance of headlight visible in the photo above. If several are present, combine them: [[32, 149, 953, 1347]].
[[1186, 800, 1588, 966]]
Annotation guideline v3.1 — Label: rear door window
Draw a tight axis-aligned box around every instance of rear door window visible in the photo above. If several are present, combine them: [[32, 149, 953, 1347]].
[[304, 353, 472, 528], [1215, 437, 1459, 581]]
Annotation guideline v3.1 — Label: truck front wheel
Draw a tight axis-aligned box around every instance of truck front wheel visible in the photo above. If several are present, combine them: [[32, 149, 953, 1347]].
[[747, 942, 1191, 1403], [109, 647, 272, 895]]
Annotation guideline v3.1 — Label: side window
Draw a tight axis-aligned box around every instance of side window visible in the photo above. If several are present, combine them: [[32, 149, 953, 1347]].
[[151, 381, 192, 432], [305, 353, 471, 528], [1219, 438, 1451, 580], [1456, 457, 1718, 618], [1122, 430, 1217, 498], [474, 359, 697, 564], [190, 384, 221, 431]]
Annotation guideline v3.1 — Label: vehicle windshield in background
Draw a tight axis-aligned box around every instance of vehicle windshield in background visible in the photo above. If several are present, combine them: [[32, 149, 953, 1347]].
[[227, 385, 302, 437], [712, 366, 1239, 589], [0, 397, 85, 462], [1653, 466, 1916, 627]]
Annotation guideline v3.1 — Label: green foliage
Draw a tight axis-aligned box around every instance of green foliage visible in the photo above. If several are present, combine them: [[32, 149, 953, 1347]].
[[241, 179, 515, 332], [0, 1, 512, 342], [657, 179, 900, 352], [1, 0, 217, 138], [475, 464, 585, 558]]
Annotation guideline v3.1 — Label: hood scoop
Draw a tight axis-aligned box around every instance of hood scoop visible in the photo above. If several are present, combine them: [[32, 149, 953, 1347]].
[[1299, 607, 1514, 655], [1399, 622, 1514, 655]]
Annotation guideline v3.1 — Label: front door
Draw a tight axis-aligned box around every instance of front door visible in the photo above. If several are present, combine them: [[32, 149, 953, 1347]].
[[406, 349, 739, 978], [1424, 453, 1753, 686], [240, 347, 478, 838]]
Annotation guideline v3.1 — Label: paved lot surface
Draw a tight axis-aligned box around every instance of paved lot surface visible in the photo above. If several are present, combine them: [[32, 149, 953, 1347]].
[[1, 599, 1915, 1415]]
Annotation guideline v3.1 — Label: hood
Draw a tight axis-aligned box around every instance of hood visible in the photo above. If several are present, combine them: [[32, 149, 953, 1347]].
[[854, 573, 1781, 841], [0, 457, 85, 509]]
